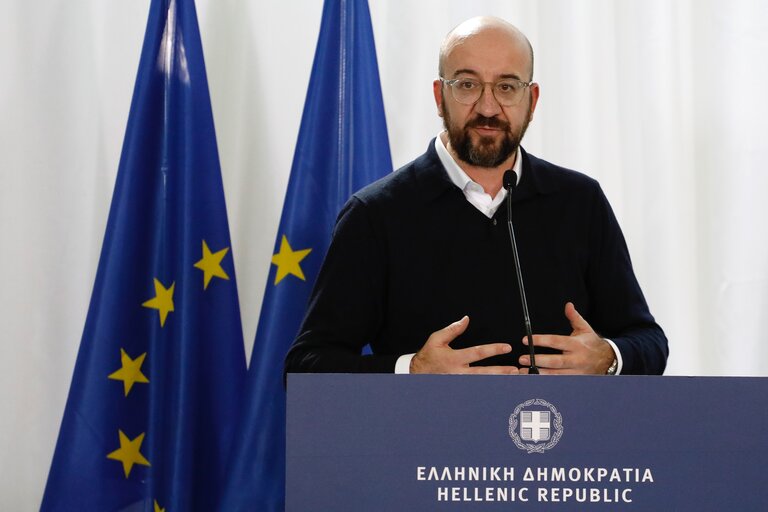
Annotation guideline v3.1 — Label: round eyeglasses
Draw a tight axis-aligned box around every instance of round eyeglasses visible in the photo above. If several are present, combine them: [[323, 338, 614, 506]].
[[440, 77, 533, 107]]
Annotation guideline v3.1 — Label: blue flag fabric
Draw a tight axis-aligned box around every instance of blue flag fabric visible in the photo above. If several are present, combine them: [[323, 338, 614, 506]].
[[41, 0, 246, 510], [219, 0, 392, 509]]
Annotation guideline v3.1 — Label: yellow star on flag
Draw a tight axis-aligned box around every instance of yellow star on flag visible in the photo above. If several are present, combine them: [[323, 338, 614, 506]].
[[108, 348, 149, 396], [271, 235, 312, 285], [106, 430, 151, 478], [142, 278, 175, 327], [193, 240, 230, 290], [154, 500, 165, 512]]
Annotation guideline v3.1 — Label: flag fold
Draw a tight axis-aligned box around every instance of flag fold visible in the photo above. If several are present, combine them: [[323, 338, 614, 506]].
[[220, 0, 392, 509], [42, 0, 246, 510]]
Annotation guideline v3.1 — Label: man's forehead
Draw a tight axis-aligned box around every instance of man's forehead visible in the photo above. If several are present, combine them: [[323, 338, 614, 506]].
[[440, 18, 533, 79], [442, 31, 530, 78]]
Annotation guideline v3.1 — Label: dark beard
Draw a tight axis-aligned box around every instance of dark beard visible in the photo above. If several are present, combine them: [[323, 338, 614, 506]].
[[444, 111, 528, 168]]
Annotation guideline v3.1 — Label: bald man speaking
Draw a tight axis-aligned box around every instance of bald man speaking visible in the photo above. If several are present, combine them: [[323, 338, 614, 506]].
[[285, 17, 668, 376]]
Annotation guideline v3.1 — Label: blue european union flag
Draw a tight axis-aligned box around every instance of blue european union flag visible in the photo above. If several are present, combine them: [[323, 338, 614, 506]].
[[41, 0, 246, 510], [219, 0, 392, 509]]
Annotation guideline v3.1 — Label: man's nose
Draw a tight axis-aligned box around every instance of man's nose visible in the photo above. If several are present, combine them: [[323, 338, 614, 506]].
[[475, 84, 503, 117]]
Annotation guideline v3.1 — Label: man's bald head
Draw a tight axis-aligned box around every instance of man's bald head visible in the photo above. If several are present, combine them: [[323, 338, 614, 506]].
[[438, 16, 534, 81]]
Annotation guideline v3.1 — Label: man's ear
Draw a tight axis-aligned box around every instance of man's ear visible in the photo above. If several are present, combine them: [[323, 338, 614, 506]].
[[433, 79, 444, 118], [527, 82, 540, 122]]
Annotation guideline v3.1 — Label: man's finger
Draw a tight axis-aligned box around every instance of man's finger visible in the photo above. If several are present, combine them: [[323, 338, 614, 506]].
[[565, 302, 593, 333], [519, 353, 570, 370], [464, 365, 520, 375], [456, 342, 512, 365], [525, 334, 571, 351], [519, 367, 545, 375], [426, 316, 470, 348], [536, 368, 588, 375]]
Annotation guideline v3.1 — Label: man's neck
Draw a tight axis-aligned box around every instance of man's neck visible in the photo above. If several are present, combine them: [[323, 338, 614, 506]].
[[441, 132, 516, 197]]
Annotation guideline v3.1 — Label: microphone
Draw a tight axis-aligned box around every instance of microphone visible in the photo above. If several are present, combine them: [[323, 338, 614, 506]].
[[503, 170, 539, 375]]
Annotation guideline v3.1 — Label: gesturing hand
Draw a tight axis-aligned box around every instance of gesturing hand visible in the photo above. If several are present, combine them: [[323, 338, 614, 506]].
[[518, 302, 615, 375], [410, 316, 520, 375]]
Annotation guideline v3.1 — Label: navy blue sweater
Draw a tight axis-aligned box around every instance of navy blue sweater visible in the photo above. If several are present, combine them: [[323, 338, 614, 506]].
[[285, 141, 668, 374]]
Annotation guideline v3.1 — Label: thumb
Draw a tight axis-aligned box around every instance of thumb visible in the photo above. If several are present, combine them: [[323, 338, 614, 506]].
[[428, 316, 469, 348], [565, 302, 593, 334]]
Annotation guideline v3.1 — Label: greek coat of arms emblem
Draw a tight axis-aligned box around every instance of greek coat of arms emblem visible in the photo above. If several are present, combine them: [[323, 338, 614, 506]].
[[509, 398, 563, 453]]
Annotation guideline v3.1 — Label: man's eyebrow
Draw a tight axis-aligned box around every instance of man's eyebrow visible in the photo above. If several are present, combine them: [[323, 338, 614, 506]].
[[450, 68, 479, 77], [450, 69, 523, 80]]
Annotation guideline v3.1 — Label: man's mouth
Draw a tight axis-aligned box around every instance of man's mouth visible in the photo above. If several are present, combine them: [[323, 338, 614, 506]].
[[468, 116, 509, 133], [473, 125, 502, 134]]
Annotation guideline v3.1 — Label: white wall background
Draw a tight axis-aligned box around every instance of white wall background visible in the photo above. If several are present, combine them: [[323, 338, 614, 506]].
[[2, 0, 767, 508]]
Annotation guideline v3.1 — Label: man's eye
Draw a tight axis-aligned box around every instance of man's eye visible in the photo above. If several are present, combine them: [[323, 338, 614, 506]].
[[497, 82, 516, 92], [458, 80, 478, 90]]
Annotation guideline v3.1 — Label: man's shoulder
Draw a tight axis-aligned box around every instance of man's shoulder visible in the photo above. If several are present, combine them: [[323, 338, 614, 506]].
[[523, 152, 603, 200], [524, 150, 601, 193], [353, 141, 445, 207]]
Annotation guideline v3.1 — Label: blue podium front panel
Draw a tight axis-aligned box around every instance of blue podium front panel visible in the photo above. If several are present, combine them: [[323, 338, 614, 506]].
[[286, 375, 768, 511]]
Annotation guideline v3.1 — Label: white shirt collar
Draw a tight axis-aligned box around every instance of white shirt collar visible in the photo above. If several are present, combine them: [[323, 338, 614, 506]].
[[434, 133, 522, 191], [434, 134, 522, 218]]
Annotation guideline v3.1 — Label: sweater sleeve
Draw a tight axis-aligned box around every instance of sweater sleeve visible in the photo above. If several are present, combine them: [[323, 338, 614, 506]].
[[586, 185, 669, 374], [284, 196, 399, 374]]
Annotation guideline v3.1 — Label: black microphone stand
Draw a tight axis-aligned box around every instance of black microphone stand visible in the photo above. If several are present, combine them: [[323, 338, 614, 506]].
[[503, 171, 539, 374]]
